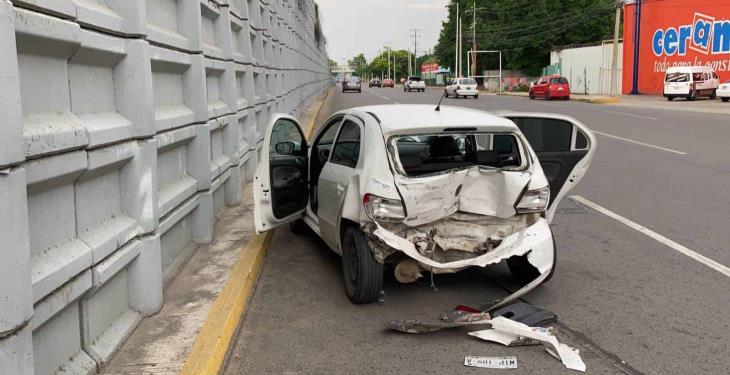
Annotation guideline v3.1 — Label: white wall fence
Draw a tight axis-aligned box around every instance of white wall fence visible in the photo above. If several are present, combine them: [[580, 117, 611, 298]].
[[550, 41, 623, 95], [0, 0, 330, 374]]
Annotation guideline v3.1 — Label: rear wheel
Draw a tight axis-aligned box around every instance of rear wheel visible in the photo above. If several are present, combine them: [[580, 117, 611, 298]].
[[710, 89, 717, 99], [667, 96, 674, 101], [444, 89, 449, 98], [341, 227, 383, 304], [688, 90, 697, 101], [474, 94, 479, 99], [544, 91, 551, 101]]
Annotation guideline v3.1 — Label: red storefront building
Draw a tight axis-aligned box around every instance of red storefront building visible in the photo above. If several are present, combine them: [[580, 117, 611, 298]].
[[623, 0, 730, 94]]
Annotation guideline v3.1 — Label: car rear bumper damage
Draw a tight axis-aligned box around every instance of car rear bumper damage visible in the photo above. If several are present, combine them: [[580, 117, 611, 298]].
[[362, 215, 554, 310]]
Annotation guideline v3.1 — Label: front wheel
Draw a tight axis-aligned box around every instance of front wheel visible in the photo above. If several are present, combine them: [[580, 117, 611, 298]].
[[710, 89, 717, 99], [341, 227, 383, 304], [544, 91, 551, 101], [474, 94, 479, 99], [444, 89, 449, 98], [667, 96, 674, 101], [529, 91, 535, 100], [722, 97, 729, 102], [688, 90, 697, 101]]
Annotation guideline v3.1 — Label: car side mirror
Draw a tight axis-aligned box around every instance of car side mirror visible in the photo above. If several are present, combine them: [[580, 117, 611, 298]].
[[275, 141, 296, 155]]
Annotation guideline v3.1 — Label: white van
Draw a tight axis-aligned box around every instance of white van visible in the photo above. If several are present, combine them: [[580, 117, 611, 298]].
[[663, 66, 719, 101]]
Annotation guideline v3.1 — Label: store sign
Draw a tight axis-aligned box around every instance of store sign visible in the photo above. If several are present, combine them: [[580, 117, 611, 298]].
[[652, 13, 730, 56], [421, 63, 439, 73]]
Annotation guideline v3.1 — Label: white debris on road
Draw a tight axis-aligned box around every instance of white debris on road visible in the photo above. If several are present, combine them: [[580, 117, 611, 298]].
[[468, 317, 586, 372], [463, 356, 518, 369]]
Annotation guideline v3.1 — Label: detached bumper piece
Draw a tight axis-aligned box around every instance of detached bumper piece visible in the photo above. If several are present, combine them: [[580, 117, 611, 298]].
[[389, 302, 585, 372]]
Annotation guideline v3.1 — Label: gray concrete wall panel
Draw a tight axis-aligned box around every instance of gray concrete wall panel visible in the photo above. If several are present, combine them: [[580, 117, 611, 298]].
[[1, 0, 331, 371]]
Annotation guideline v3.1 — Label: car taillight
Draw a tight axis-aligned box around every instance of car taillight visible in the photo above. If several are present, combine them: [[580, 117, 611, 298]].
[[363, 193, 405, 223], [515, 186, 550, 213]]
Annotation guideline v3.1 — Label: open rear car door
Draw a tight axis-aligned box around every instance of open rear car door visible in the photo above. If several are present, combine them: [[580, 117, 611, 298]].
[[499, 112, 596, 222], [253, 114, 308, 233]]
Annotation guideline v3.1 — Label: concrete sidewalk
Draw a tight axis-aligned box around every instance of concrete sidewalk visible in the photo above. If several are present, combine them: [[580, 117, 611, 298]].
[[609, 94, 730, 115], [499, 91, 619, 104]]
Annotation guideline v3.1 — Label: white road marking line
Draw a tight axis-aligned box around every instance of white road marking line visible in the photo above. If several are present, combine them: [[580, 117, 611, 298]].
[[381, 96, 390, 100], [593, 131, 688, 155], [597, 109, 658, 121], [571, 195, 730, 278]]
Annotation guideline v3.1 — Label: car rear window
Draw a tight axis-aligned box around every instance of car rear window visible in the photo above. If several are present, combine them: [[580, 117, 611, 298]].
[[665, 73, 689, 82], [391, 133, 525, 177], [550, 77, 569, 84], [460, 78, 477, 85], [409, 77, 422, 82]]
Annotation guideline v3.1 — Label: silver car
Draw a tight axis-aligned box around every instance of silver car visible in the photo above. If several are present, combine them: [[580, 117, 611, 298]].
[[342, 76, 361, 93], [255, 105, 596, 306]]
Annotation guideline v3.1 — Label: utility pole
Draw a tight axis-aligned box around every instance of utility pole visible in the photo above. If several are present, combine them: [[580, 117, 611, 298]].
[[411, 28, 421, 76], [455, 3, 459, 79], [471, 1, 477, 78], [610, 1, 622, 97]]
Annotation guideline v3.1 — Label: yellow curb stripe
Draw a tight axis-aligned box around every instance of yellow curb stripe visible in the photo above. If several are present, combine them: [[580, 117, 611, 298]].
[[305, 87, 332, 140], [180, 231, 274, 375]]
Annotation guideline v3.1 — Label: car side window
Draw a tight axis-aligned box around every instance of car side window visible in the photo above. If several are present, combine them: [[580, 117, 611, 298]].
[[510, 117, 573, 152], [330, 120, 361, 168]]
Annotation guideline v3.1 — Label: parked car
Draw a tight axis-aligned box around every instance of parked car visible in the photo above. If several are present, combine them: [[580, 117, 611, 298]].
[[382, 79, 395, 88], [718, 80, 730, 102], [254, 106, 596, 305], [445, 77, 479, 98], [343, 76, 361, 93], [529, 75, 570, 100], [404, 76, 426, 92], [369, 78, 382, 88], [663, 66, 719, 101]]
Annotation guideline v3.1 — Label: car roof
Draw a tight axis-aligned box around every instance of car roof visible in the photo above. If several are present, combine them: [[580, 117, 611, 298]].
[[351, 104, 518, 136]]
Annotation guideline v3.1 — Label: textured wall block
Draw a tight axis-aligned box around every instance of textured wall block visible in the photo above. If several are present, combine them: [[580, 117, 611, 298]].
[[228, 0, 247, 20], [31, 281, 96, 375], [225, 164, 242, 205], [11, 0, 76, 19], [157, 194, 202, 283], [234, 63, 254, 111], [0, 325, 34, 375], [211, 168, 231, 219], [14, 7, 87, 159], [0, 168, 32, 336], [207, 115, 235, 180], [230, 15, 253, 64], [200, 0, 232, 61], [155, 124, 211, 218], [205, 58, 236, 119], [150, 46, 207, 132], [0, 1, 23, 168], [80, 238, 155, 365], [25, 151, 90, 303], [144, 0, 202, 53], [75, 140, 156, 265], [70, 29, 155, 147], [73, 0, 145, 36]]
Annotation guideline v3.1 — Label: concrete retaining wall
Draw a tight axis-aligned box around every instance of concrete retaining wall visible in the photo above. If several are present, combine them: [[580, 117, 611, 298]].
[[0, 0, 330, 373]]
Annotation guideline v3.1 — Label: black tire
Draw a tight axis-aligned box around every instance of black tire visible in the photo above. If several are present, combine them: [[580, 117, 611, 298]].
[[667, 96, 674, 101], [529, 91, 535, 100], [544, 91, 551, 101], [444, 89, 449, 98], [722, 97, 729, 102], [688, 90, 697, 101], [341, 227, 383, 304], [474, 94, 479, 99], [710, 89, 717, 99], [289, 219, 309, 236]]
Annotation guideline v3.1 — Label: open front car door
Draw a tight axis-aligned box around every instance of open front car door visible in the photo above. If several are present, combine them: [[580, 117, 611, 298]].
[[500, 112, 596, 222], [253, 114, 308, 233]]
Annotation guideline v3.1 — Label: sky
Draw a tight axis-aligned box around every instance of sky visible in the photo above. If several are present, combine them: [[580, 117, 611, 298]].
[[316, 0, 449, 64]]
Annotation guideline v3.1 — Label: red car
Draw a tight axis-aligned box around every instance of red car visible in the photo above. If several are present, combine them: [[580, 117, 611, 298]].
[[382, 79, 395, 88], [529, 75, 570, 100]]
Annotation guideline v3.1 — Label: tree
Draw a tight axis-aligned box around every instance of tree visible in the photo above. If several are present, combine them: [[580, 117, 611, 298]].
[[434, 0, 617, 76], [348, 53, 368, 78]]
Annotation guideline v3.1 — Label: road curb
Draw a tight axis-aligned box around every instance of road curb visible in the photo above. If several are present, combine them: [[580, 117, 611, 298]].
[[179, 86, 332, 375], [498, 91, 620, 104]]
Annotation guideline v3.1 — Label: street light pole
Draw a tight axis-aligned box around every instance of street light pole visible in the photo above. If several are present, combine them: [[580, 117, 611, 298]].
[[610, 1, 622, 97]]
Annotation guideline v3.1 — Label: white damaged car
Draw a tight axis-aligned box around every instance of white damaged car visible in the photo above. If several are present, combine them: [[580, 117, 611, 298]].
[[254, 105, 595, 306]]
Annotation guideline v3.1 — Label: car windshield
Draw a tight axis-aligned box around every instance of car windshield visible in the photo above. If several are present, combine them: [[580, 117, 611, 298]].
[[550, 77, 568, 84], [391, 133, 526, 177], [409, 77, 422, 81], [665, 73, 689, 82], [460, 78, 477, 85]]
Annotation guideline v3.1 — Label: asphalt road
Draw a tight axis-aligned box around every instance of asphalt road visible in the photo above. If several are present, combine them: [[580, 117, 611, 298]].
[[225, 86, 730, 374]]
